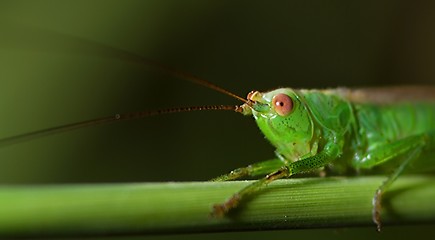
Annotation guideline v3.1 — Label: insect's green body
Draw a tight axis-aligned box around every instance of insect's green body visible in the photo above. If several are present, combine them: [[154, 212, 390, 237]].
[[350, 99, 435, 171], [243, 88, 435, 173], [213, 87, 435, 231]]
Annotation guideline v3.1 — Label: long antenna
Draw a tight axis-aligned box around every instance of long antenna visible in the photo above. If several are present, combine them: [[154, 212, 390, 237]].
[[18, 25, 248, 103], [0, 26, 250, 147], [0, 105, 242, 147], [138, 60, 248, 103], [98, 49, 248, 103]]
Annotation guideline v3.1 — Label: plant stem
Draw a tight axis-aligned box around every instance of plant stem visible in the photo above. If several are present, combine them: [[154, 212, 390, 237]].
[[0, 176, 434, 237]]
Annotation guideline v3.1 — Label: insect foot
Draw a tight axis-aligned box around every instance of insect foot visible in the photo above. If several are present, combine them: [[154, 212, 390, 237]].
[[210, 194, 241, 217], [372, 189, 382, 232]]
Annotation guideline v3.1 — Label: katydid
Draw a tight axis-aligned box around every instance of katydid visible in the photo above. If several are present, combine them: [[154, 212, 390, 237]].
[[0, 32, 434, 231], [210, 86, 435, 232]]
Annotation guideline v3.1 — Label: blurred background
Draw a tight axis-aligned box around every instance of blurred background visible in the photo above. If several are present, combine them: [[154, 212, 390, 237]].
[[0, 0, 434, 239]]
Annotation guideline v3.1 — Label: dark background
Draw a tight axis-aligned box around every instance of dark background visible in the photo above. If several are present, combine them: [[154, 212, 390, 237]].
[[0, 1, 434, 239]]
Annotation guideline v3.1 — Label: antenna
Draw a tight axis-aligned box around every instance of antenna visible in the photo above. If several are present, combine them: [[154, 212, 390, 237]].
[[18, 25, 248, 103], [0, 105, 244, 147], [0, 26, 250, 147]]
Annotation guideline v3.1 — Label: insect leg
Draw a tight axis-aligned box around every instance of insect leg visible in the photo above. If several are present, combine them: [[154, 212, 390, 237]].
[[353, 132, 434, 231], [372, 146, 422, 232], [211, 142, 340, 217], [211, 158, 285, 181], [211, 166, 289, 217]]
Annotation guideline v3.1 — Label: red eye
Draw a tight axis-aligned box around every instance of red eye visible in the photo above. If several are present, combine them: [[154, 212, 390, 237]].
[[272, 93, 293, 116]]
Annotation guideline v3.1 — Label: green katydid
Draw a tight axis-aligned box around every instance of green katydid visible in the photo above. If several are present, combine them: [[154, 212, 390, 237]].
[[0, 29, 434, 231], [210, 86, 435, 232]]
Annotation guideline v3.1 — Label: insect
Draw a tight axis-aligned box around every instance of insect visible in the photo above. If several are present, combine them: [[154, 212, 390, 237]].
[[1, 28, 434, 231], [210, 86, 435, 232]]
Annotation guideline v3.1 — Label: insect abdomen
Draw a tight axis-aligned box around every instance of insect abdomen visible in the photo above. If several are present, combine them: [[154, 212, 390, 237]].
[[356, 103, 435, 147]]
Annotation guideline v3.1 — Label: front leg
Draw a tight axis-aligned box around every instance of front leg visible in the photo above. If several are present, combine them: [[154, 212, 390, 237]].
[[211, 143, 340, 217], [211, 158, 285, 181]]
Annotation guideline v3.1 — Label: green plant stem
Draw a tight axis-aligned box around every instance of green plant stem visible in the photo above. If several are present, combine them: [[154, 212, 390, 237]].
[[0, 176, 434, 237]]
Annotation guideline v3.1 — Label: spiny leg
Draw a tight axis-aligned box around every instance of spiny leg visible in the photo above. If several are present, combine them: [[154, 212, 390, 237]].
[[211, 142, 340, 217], [211, 158, 285, 181]]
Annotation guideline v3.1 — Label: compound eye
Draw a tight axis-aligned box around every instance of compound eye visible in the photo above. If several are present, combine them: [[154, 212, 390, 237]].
[[272, 93, 293, 116]]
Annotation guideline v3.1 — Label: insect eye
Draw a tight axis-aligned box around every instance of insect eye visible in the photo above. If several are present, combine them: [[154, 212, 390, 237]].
[[272, 93, 293, 116]]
